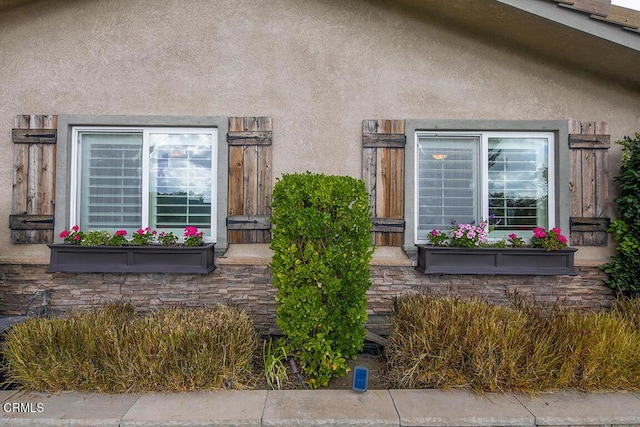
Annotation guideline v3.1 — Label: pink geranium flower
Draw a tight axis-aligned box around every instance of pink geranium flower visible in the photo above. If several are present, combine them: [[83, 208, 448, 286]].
[[531, 227, 568, 251], [533, 227, 547, 239], [60, 225, 84, 244]]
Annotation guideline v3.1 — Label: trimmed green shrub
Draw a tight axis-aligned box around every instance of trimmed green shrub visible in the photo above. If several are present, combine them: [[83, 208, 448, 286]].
[[387, 294, 640, 393], [603, 132, 640, 296], [270, 172, 372, 388], [1, 303, 257, 392]]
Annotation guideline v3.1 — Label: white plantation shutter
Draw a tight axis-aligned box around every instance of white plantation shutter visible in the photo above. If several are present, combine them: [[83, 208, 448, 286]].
[[73, 128, 217, 239], [415, 132, 555, 242], [78, 132, 143, 231], [417, 135, 479, 235], [487, 137, 550, 235], [148, 131, 214, 235]]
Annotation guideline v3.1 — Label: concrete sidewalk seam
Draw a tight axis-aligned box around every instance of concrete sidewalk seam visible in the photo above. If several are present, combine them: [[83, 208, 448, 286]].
[[261, 390, 269, 426], [387, 389, 402, 427], [513, 394, 538, 426], [117, 393, 142, 427]]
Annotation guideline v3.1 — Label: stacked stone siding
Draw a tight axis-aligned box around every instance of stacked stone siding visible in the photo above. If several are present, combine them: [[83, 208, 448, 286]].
[[366, 266, 614, 334], [0, 263, 614, 335]]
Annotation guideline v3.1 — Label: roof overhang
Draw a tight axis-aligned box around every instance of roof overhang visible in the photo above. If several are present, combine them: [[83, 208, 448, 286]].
[[393, 0, 640, 91], [497, 0, 640, 52]]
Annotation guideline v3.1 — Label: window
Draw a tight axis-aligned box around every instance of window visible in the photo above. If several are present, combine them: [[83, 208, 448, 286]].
[[70, 127, 218, 241], [415, 131, 554, 242]]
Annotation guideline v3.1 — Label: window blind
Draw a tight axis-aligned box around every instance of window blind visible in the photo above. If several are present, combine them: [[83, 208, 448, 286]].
[[149, 132, 213, 234], [417, 136, 479, 235], [79, 133, 143, 231], [488, 138, 549, 233]]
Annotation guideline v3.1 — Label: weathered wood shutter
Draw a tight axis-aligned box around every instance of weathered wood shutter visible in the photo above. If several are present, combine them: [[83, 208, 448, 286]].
[[362, 119, 405, 246], [227, 117, 272, 243], [568, 120, 610, 246], [9, 114, 57, 244]]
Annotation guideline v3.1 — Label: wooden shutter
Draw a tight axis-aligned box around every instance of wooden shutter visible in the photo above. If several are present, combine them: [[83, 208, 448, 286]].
[[9, 114, 57, 244], [568, 120, 610, 246], [227, 117, 272, 244], [362, 119, 405, 246]]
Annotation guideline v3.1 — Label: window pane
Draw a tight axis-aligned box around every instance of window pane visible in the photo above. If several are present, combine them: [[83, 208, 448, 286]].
[[78, 132, 143, 231], [417, 136, 479, 236], [149, 132, 213, 235], [488, 137, 549, 236]]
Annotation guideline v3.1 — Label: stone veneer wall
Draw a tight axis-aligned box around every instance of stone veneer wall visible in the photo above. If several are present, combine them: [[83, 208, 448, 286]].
[[0, 262, 614, 335]]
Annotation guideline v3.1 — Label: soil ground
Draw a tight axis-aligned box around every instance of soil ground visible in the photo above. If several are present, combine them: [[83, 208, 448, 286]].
[[326, 353, 389, 390]]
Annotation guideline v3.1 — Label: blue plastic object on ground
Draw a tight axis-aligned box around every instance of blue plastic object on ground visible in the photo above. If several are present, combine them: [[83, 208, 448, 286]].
[[352, 366, 369, 392]]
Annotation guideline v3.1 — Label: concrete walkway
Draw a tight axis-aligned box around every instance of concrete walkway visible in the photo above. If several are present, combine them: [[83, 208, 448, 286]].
[[1, 389, 639, 426]]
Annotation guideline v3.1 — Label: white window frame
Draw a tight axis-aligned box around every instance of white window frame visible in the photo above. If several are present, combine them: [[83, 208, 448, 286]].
[[414, 130, 556, 244], [70, 126, 218, 242]]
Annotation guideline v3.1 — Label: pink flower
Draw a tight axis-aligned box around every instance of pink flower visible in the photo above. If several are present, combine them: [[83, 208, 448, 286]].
[[184, 226, 198, 237], [508, 233, 518, 240], [114, 230, 127, 237], [533, 227, 546, 238], [72, 225, 79, 232], [551, 227, 562, 234], [73, 235, 80, 241], [431, 230, 439, 236], [60, 230, 69, 238], [557, 234, 568, 244]]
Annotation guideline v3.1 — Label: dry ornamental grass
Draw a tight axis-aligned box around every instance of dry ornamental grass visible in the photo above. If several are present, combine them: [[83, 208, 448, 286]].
[[1, 303, 257, 393], [386, 294, 640, 393], [3, 296, 640, 394]]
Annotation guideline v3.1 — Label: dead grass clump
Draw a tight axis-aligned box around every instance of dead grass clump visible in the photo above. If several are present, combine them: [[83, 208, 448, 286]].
[[1, 303, 257, 393], [387, 294, 640, 393], [611, 297, 640, 329]]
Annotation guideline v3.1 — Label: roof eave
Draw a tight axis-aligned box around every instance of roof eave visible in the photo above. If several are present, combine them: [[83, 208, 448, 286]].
[[497, 0, 640, 52]]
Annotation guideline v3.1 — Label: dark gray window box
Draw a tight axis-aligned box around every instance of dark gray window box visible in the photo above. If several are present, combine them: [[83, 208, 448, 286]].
[[47, 243, 216, 274], [416, 244, 577, 275]]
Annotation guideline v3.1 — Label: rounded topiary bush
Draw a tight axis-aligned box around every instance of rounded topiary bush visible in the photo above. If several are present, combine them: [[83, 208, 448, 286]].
[[269, 172, 372, 388]]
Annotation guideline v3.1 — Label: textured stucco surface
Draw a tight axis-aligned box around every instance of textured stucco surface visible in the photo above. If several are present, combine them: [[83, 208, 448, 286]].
[[1, 0, 639, 263]]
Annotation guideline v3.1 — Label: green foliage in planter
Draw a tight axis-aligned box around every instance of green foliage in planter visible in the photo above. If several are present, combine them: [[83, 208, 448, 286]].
[[80, 230, 111, 246], [1, 303, 257, 392], [269, 172, 372, 388], [603, 133, 640, 296]]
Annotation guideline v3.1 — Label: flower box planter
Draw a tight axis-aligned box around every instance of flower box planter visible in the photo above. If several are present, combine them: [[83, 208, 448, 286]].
[[47, 243, 216, 274], [416, 244, 577, 275]]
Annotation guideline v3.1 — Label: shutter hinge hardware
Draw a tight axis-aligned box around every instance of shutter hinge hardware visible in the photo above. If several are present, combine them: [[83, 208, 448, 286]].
[[24, 133, 56, 139], [227, 218, 259, 225], [21, 218, 54, 224], [569, 217, 610, 232]]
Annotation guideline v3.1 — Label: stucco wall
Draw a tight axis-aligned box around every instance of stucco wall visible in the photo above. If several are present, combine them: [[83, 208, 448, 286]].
[[1, 0, 639, 263]]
